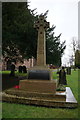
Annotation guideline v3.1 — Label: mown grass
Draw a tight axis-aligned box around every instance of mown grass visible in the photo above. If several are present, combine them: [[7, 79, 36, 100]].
[[0, 71, 11, 74], [2, 69, 79, 118], [0, 70, 27, 77], [2, 103, 78, 118], [66, 69, 78, 101], [52, 70, 58, 80]]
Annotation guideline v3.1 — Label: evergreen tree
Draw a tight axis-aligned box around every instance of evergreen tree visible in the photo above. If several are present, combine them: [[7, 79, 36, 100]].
[[2, 3, 66, 66], [46, 25, 66, 66], [2, 2, 37, 60]]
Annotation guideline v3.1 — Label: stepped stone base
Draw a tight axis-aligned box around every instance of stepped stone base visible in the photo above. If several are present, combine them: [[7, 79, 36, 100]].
[[1, 87, 78, 108], [3, 88, 66, 101], [19, 79, 57, 94]]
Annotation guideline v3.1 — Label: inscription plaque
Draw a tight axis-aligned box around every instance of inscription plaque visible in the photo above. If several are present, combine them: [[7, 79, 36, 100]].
[[28, 70, 50, 80]]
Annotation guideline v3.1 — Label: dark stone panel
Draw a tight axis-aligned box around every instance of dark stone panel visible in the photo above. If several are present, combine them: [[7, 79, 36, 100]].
[[28, 70, 50, 80], [66, 67, 71, 75]]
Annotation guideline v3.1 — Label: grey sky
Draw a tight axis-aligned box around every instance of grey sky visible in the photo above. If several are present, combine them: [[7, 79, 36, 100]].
[[0, 2, 2, 46], [29, 0, 79, 66], [78, 1, 80, 48]]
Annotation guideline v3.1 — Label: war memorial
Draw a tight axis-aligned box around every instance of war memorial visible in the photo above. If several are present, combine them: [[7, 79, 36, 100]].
[[2, 15, 77, 108]]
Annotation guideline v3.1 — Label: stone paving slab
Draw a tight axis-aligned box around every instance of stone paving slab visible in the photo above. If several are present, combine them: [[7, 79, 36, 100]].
[[66, 87, 77, 103]]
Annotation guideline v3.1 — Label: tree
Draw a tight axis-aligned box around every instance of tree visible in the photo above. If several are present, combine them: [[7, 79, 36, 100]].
[[2, 3, 66, 66], [68, 37, 78, 66], [2, 2, 37, 60], [75, 50, 80, 68], [46, 26, 66, 66], [36, 11, 66, 66]]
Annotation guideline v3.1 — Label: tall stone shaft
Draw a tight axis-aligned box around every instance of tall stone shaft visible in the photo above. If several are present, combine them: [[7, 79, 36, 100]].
[[34, 15, 49, 66], [37, 25, 46, 66]]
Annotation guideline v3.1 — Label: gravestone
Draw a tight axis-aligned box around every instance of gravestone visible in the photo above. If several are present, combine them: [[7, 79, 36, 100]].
[[10, 62, 15, 76], [18, 65, 27, 73], [57, 67, 67, 91], [66, 67, 71, 75], [58, 67, 67, 85], [23, 66, 27, 73], [6, 59, 11, 70], [18, 66, 23, 73]]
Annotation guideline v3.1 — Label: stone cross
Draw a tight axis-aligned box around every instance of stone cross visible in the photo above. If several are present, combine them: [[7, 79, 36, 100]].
[[34, 15, 49, 66]]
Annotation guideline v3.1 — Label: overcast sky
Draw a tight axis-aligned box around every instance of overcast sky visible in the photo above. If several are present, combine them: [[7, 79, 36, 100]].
[[29, 0, 79, 66]]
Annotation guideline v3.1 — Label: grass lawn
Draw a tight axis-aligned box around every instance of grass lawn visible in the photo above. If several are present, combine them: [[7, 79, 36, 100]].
[[2, 69, 79, 118], [0, 70, 27, 77]]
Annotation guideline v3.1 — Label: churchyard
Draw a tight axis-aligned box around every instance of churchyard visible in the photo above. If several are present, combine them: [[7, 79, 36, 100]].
[[1, 69, 79, 118], [1, 3, 80, 119], [1, 15, 78, 110]]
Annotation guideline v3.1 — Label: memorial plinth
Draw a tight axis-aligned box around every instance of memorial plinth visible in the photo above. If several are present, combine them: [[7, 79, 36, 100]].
[[19, 80, 57, 93], [2, 87, 78, 108]]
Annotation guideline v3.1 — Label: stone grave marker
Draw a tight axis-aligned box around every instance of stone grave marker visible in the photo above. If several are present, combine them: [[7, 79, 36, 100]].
[[18, 66, 23, 73], [23, 66, 27, 73], [66, 67, 71, 75], [10, 62, 15, 76]]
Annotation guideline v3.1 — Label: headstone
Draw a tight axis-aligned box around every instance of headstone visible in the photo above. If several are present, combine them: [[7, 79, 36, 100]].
[[66, 67, 71, 75], [18, 66, 23, 73], [23, 66, 27, 73], [58, 67, 67, 85], [6, 59, 11, 70], [10, 62, 15, 76], [75, 50, 80, 68]]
